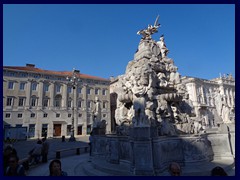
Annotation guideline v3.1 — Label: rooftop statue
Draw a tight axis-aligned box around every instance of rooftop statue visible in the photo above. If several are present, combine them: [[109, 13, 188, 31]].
[[137, 15, 160, 40]]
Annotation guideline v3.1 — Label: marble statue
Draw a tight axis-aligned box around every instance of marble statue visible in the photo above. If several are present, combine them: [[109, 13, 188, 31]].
[[137, 15, 160, 40], [157, 35, 169, 58], [113, 16, 230, 136]]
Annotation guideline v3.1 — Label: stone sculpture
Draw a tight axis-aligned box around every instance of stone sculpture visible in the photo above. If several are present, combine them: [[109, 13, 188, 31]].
[[114, 16, 204, 136]]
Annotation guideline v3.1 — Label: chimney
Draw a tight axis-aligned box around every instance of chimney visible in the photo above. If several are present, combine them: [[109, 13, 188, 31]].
[[26, 63, 35, 68]]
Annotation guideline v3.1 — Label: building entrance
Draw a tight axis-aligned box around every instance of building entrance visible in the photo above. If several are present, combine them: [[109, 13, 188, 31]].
[[54, 124, 61, 136]]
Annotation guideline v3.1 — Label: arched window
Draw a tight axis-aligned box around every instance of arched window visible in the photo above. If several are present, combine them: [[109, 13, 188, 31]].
[[54, 95, 62, 108]]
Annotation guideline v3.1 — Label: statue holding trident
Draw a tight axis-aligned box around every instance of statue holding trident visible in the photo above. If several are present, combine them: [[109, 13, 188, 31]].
[[137, 15, 160, 40]]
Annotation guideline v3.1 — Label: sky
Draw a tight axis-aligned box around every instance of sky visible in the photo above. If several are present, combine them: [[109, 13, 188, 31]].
[[3, 4, 235, 80]]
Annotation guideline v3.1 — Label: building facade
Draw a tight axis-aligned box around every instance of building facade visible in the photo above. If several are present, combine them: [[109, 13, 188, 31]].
[[181, 74, 235, 127], [3, 64, 111, 138]]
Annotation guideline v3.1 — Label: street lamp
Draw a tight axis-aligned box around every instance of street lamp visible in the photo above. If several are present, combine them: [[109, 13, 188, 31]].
[[66, 68, 80, 142]]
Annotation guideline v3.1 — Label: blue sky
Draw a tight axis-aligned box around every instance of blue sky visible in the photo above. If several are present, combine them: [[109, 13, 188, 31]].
[[3, 4, 235, 80]]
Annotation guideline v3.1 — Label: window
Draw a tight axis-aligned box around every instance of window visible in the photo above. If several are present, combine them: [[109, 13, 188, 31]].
[[78, 100, 82, 108], [78, 87, 82, 94], [56, 113, 60, 118], [8, 82, 14, 89], [102, 89, 107, 95], [78, 113, 82, 117], [43, 84, 49, 92], [43, 113, 48, 118], [95, 88, 99, 95], [18, 97, 25, 106], [19, 82, 25, 90], [6, 97, 13, 106], [9, 72, 15, 77], [31, 82, 37, 91], [56, 85, 61, 93], [87, 101, 91, 108], [18, 114, 23, 118], [67, 100, 72, 108], [30, 113, 35, 118], [43, 99, 49, 107], [54, 95, 62, 107], [67, 86, 72, 93], [68, 114, 72, 118], [5, 113, 11, 118], [87, 88, 91, 95], [20, 73, 27, 77], [31, 97, 37, 107], [103, 102, 107, 109]]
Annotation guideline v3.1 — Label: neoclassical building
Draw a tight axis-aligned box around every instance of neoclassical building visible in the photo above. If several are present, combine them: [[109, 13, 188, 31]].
[[181, 74, 235, 127], [3, 64, 111, 138]]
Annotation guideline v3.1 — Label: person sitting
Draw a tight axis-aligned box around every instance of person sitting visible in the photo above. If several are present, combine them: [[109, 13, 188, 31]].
[[211, 166, 228, 176], [28, 140, 42, 165], [169, 162, 181, 176], [5, 154, 26, 176], [49, 159, 68, 176]]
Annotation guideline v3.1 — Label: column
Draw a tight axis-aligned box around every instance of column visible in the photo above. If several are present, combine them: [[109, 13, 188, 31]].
[[25, 80, 32, 108], [62, 83, 68, 109], [49, 82, 55, 108], [73, 86, 78, 136], [37, 81, 43, 109]]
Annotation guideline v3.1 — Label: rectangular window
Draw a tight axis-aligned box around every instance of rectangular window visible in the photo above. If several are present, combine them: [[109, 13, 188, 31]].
[[19, 82, 25, 90], [56, 85, 61, 93], [43, 99, 49, 107], [31, 83, 37, 91], [103, 102, 107, 109], [44, 84, 49, 92], [87, 101, 91, 108], [102, 89, 107, 96], [55, 100, 60, 107], [78, 87, 82, 94], [78, 113, 82, 117], [67, 100, 72, 108], [87, 88, 91, 95], [18, 114, 23, 118], [5, 113, 11, 118], [56, 113, 60, 118], [67, 86, 72, 93], [6, 97, 13, 106], [8, 82, 14, 89], [95, 88, 99, 95], [68, 114, 72, 118], [31, 98, 37, 107], [43, 113, 48, 118], [78, 100, 82, 108], [18, 97, 25, 106], [30, 113, 35, 118]]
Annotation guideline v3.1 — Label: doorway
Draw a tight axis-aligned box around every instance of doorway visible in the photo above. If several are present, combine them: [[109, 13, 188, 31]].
[[54, 124, 61, 136], [77, 126, 82, 135]]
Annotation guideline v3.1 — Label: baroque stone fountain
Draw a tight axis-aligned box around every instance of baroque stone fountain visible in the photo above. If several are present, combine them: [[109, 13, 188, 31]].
[[89, 16, 235, 176]]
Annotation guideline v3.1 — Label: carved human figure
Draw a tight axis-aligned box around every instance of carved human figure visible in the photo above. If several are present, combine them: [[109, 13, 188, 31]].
[[169, 64, 181, 85], [157, 35, 169, 58], [137, 16, 160, 40], [221, 104, 231, 123], [93, 97, 101, 128], [214, 90, 224, 118]]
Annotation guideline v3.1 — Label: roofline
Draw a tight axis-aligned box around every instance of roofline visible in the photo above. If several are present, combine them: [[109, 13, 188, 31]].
[[3, 66, 110, 82]]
